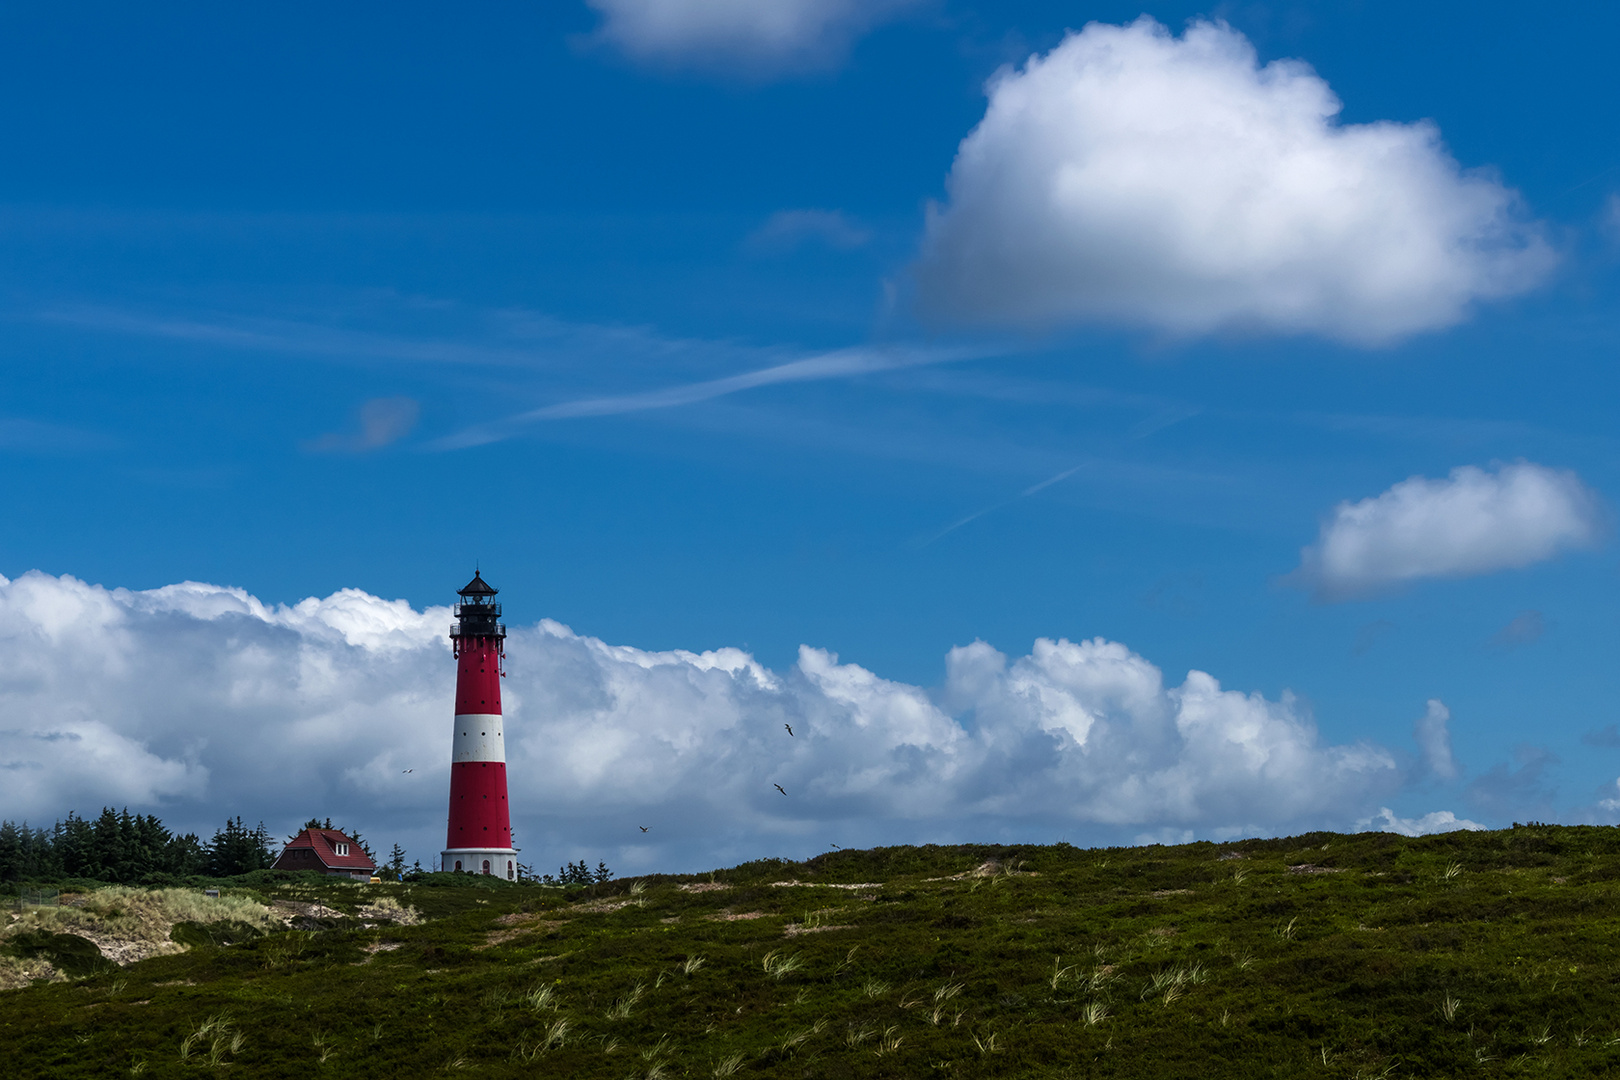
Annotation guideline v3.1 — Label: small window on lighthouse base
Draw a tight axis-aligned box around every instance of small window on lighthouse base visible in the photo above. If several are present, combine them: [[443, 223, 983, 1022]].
[[482, 859, 491, 875], [454, 860, 462, 872], [507, 861, 515, 880]]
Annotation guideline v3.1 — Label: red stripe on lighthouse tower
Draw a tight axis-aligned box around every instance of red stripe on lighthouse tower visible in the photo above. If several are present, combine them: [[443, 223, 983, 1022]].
[[441, 571, 518, 878]]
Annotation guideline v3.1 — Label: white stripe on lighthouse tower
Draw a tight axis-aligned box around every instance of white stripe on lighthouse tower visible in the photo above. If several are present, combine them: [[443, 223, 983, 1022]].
[[452, 716, 504, 763]]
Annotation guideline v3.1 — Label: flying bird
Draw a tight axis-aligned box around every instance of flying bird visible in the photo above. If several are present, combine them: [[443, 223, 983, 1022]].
[[401, 769, 413, 773], [784, 724, 794, 737], [639, 826, 649, 833], [774, 784, 787, 796]]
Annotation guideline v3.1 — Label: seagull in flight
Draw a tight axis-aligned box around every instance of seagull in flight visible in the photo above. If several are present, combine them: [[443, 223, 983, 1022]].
[[639, 826, 649, 833], [401, 769, 413, 773], [784, 723, 794, 737], [774, 783, 787, 796]]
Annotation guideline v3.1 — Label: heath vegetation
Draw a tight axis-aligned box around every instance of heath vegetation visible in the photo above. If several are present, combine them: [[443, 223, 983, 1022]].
[[6, 824, 1620, 1077]]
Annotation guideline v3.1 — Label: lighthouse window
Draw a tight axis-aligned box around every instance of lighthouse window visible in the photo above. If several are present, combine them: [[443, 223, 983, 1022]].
[[482, 860, 491, 874]]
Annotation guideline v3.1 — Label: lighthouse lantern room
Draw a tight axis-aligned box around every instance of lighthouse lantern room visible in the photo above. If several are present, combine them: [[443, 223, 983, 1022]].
[[440, 571, 518, 878]]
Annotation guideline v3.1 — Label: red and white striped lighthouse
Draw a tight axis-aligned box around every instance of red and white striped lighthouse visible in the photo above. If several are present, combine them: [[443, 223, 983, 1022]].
[[440, 571, 518, 878]]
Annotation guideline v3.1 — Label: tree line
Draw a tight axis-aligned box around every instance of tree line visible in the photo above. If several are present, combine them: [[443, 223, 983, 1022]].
[[0, 808, 279, 884], [1, 807, 610, 886]]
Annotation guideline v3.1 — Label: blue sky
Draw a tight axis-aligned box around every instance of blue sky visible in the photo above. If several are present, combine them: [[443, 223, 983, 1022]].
[[3, 2, 1620, 868]]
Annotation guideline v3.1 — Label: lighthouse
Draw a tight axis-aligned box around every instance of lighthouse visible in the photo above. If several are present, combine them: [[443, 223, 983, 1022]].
[[441, 571, 518, 878]]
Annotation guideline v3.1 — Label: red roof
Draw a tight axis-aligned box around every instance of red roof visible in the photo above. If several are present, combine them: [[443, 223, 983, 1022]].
[[271, 828, 377, 873]]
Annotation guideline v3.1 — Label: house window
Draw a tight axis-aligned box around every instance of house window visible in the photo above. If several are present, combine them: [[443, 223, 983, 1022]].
[[335, 843, 349, 856]]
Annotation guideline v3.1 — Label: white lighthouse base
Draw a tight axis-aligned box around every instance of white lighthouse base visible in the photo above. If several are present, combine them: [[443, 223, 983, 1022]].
[[442, 848, 518, 879]]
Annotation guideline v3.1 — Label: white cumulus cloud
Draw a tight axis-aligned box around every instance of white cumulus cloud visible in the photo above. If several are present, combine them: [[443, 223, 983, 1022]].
[[584, 0, 921, 74], [1294, 463, 1602, 600], [914, 17, 1554, 344], [0, 571, 1419, 873]]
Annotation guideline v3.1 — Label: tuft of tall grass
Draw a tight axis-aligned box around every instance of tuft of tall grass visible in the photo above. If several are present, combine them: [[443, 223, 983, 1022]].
[[1137, 962, 1205, 1006], [779, 1020, 826, 1053], [605, 982, 645, 1019], [1084, 966, 1116, 993], [682, 954, 706, 975], [523, 982, 559, 1010], [259, 930, 310, 970], [1082, 1002, 1109, 1026], [712, 1051, 746, 1078], [760, 950, 804, 979], [861, 978, 889, 998], [179, 1014, 242, 1066]]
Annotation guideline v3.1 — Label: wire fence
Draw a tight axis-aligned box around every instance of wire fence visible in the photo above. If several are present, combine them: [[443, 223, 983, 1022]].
[[16, 887, 60, 910]]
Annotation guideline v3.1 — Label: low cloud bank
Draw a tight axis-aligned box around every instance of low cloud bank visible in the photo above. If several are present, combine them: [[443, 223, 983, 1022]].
[[915, 18, 1552, 343], [0, 572, 1439, 872], [1360, 807, 1486, 837]]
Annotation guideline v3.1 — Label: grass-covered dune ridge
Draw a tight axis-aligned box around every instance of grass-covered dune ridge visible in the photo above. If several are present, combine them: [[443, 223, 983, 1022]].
[[1, 885, 284, 987], [7, 825, 1620, 1077]]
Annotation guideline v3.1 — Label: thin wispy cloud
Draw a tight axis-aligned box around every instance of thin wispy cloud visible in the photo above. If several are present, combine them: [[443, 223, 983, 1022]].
[[33, 301, 995, 452], [746, 209, 871, 253], [0, 416, 117, 455], [32, 301, 738, 373], [304, 397, 422, 453], [37, 304, 537, 367], [432, 344, 986, 449]]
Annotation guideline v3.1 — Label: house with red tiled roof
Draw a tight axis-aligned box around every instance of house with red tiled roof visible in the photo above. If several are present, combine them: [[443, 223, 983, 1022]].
[[272, 827, 377, 880]]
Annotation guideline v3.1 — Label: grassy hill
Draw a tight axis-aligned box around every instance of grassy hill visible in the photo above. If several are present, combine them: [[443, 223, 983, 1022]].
[[6, 824, 1620, 1078]]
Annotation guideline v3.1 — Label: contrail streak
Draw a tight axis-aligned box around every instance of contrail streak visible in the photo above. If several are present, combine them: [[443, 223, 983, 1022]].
[[919, 463, 1087, 546]]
